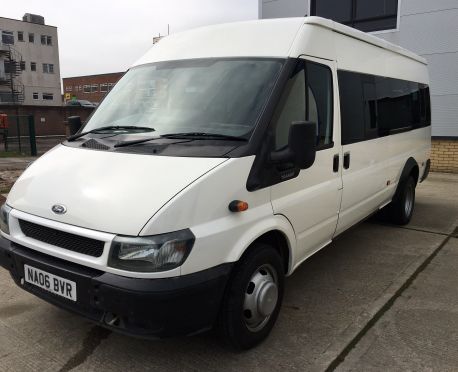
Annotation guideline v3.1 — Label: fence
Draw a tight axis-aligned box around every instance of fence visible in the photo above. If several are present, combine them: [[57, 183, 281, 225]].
[[0, 114, 37, 156]]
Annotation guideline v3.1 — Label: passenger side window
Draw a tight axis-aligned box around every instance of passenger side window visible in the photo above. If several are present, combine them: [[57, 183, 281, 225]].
[[273, 63, 306, 150], [273, 60, 333, 150], [306, 62, 333, 148], [339, 70, 431, 145]]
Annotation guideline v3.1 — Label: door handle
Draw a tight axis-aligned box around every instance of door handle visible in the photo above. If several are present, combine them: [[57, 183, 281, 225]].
[[343, 152, 351, 169], [333, 154, 339, 172]]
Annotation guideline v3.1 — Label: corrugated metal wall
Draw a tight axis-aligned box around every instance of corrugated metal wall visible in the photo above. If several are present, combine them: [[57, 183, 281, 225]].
[[260, 0, 458, 137]]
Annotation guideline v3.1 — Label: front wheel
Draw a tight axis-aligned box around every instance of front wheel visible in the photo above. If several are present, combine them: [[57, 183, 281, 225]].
[[218, 243, 284, 350]]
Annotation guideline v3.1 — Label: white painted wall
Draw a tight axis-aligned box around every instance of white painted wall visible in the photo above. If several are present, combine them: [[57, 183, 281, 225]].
[[0, 16, 61, 106]]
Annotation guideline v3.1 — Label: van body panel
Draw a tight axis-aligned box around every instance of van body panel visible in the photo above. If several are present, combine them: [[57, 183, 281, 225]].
[[7, 145, 226, 236], [335, 127, 431, 235], [140, 156, 295, 275]]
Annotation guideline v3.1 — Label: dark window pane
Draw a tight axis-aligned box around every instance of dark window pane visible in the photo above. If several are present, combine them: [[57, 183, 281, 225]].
[[355, 0, 398, 19], [18, 31, 24, 42], [28, 33, 34, 43], [338, 71, 365, 145], [353, 17, 397, 32], [375, 77, 421, 134], [362, 77, 377, 138], [2, 31, 14, 45], [312, 0, 352, 23], [31, 62, 36, 71], [306, 62, 333, 147], [273, 63, 306, 150]]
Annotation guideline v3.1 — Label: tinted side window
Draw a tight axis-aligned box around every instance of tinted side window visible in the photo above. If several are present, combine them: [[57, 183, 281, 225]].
[[339, 70, 431, 144], [273, 63, 306, 150], [338, 71, 365, 145], [306, 62, 333, 147], [273, 60, 334, 150], [376, 78, 424, 135]]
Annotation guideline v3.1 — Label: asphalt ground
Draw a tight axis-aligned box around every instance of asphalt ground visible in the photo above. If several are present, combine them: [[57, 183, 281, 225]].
[[0, 172, 457, 371]]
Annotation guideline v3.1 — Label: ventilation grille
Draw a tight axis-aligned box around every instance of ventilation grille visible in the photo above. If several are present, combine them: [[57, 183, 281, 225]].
[[82, 139, 110, 150], [19, 219, 105, 258]]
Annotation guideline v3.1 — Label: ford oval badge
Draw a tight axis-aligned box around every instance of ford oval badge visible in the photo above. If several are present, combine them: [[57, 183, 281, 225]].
[[52, 204, 67, 215]]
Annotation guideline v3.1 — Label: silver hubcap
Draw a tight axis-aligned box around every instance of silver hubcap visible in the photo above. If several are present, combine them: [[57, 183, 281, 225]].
[[405, 184, 414, 216], [243, 264, 279, 332]]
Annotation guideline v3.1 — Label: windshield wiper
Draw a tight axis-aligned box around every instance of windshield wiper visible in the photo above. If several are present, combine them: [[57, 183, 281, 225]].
[[67, 126, 155, 142], [114, 132, 247, 148], [160, 132, 248, 141]]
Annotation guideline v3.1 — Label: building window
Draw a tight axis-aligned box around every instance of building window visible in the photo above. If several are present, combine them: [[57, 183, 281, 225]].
[[79, 85, 82, 92], [108, 83, 114, 91], [29, 33, 34, 43], [42, 93, 54, 100], [31, 62, 36, 71], [310, 0, 398, 32], [42, 63, 54, 74], [1, 31, 14, 45], [83, 85, 91, 93], [41, 35, 52, 45], [20, 61, 26, 71], [91, 84, 98, 93], [18, 31, 24, 42], [100, 83, 108, 93], [32, 92, 39, 100], [65, 86, 72, 92]]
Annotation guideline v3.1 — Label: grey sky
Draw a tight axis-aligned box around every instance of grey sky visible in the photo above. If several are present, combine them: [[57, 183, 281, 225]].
[[4, 0, 259, 78]]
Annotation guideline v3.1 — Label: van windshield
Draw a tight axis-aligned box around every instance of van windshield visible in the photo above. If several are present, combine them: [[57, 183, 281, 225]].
[[82, 58, 284, 139]]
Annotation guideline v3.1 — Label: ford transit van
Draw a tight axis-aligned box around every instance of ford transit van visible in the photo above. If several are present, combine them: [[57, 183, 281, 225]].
[[0, 17, 431, 350]]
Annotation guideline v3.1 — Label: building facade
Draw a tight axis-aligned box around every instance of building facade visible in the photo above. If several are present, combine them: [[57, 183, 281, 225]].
[[260, 0, 458, 172], [0, 13, 61, 106], [62, 72, 124, 104]]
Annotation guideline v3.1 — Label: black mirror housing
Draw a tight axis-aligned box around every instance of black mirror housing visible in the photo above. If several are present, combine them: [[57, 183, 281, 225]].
[[289, 121, 317, 169], [270, 121, 317, 170], [67, 116, 82, 136]]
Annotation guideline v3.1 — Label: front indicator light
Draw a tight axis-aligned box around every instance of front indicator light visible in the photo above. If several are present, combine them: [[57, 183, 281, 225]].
[[0, 204, 12, 234], [108, 229, 195, 272]]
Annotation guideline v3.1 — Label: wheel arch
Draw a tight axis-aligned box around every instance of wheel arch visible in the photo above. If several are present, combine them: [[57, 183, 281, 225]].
[[232, 215, 296, 275], [394, 157, 419, 201]]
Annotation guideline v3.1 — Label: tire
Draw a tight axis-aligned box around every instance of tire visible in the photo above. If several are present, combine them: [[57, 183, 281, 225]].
[[217, 243, 284, 350], [385, 175, 416, 225]]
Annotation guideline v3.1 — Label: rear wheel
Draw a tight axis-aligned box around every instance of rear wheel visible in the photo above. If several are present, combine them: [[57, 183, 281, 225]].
[[384, 175, 416, 225], [218, 243, 284, 350]]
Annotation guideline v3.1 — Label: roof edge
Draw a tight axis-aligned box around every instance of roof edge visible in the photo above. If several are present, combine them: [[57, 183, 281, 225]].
[[304, 16, 427, 65]]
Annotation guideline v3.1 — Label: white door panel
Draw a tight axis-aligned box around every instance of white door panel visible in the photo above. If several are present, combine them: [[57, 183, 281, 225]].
[[270, 56, 342, 266], [271, 148, 342, 260]]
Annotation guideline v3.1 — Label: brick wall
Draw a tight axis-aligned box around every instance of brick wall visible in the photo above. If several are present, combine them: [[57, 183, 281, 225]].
[[63, 72, 124, 104], [0, 105, 94, 136], [431, 138, 458, 173]]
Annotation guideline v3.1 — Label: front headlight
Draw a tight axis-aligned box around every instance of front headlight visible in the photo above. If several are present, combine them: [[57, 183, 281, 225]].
[[108, 229, 195, 272], [0, 204, 12, 234]]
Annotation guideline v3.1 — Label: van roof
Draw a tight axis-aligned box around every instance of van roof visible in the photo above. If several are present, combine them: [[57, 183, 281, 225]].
[[133, 17, 426, 67]]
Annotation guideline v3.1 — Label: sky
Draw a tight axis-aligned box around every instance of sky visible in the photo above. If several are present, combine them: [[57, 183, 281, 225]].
[[3, 0, 259, 78]]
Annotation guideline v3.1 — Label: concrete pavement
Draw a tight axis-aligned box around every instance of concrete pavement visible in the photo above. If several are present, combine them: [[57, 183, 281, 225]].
[[0, 172, 457, 371]]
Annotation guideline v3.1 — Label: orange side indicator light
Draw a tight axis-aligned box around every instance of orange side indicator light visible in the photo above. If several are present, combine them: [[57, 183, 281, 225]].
[[228, 200, 249, 212]]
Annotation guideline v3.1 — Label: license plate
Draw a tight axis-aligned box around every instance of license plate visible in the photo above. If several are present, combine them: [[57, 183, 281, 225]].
[[24, 264, 77, 302]]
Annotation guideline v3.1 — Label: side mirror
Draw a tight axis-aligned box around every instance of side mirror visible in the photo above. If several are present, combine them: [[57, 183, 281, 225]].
[[270, 121, 317, 169], [67, 116, 82, 136]]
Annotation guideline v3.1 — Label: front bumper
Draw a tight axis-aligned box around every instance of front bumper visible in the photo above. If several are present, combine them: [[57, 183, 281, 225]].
[[0, 236, 232, 338]]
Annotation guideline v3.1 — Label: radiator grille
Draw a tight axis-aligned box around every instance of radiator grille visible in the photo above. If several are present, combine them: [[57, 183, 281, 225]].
[[19, 219, 104, 258]]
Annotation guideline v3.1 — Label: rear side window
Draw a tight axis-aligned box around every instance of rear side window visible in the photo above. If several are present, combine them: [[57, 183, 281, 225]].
[[338, 70, 430, 145], [273, 60, 333, 150]]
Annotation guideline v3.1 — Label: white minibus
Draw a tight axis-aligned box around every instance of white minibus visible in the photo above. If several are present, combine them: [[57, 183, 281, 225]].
[[0, 17, 430, 349]]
